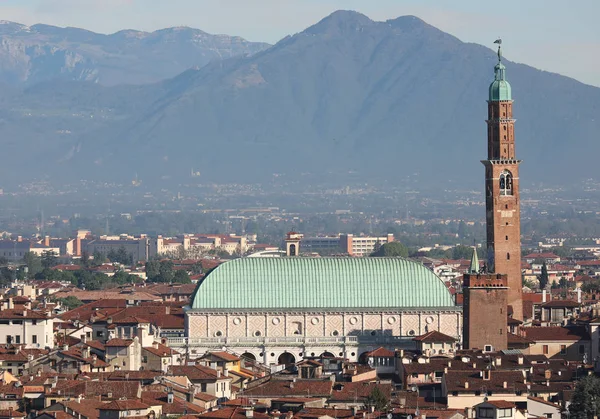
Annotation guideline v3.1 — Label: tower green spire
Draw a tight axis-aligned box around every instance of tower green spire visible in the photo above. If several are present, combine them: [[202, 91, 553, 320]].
[[489, 39, 512, 101], [469, 247, 479, 274]]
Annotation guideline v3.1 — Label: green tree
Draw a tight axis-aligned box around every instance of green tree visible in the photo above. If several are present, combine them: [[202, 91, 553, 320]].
[[145, 260, 161, 280], [569, 375, 600, 419], [370, 242, 409, 258], [41, 250, 59, 269], [451, 245, 476, 260], [55, 296, 84, 310], [365, 386, 389, 411], [559, 277, 568, 289], [22, 252, 43, 276], [107, 246, 133, 265], [457, 221, 468, 238], [159, 260, 175, 283], [93, 250, 106, 265], [173, 270, 191, 284], [582, 281, 600, 293], [538, 262, 549, 290]]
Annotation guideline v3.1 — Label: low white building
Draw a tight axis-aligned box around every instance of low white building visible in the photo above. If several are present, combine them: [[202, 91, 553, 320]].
[[0, 306, 54, 348]]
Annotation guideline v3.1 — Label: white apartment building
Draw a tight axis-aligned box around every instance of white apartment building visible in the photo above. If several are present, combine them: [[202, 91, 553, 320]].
[[301, 233, 395, 256], [0, 304, 54, 348]]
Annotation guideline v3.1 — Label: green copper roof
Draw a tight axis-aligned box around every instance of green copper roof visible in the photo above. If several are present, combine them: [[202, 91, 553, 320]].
[[489, 43, 512, 101], [189, 257, 455, 310], [469, 248, 479, 273]]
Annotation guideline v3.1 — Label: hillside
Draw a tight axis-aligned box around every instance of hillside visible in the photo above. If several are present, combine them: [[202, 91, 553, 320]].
[[0, 20, 270, 86], [0, 11, 598, 188]]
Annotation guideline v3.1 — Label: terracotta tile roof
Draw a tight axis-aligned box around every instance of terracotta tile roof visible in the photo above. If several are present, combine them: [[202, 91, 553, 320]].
[[194, 392, 218, 402], [522, 326, 590, 341], [398, 409, 464, 419], [507, 333, 534, 345], [294, 408, 355, 419], [527, 396, 562, 407], [141, 391, 204, 414], [241, 379, 333, 397], [444, 370, 526, 393], [100, 400, 150, 411], [62, 399, 105, 419], [413, 330, 457, 343], [364, 347, 395, 357], [168, 365, 223, 381], [198, 407, 270, 419], [541, 300, 579, 308], [0, 309, 48, 319], [104, 338, 134, 347], [113, 316, 151, 324], [0, 410, 25, 417], [330, 382, 392, 402], [143, 343, 179, 357], [522, 293, 544, 303], [203, 351, 240, 362], [485, 400, 515, 408]]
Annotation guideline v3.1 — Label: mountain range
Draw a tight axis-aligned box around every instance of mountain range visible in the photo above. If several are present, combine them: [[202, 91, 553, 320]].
[[0, 11, 598, 189], [0, 20, 270, 86]]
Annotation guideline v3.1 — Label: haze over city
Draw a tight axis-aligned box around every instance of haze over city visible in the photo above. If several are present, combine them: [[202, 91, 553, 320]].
[[0, 3, 599, 418]]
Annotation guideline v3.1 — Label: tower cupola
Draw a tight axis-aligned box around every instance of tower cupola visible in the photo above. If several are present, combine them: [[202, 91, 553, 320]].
[[489, 40, 512, 101]]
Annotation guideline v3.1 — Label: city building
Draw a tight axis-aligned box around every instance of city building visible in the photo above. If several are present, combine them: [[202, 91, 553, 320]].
[[85, 237, 150, 263], [483, 42, 524, 320], [181, 257, 460, 364], [300, 234, 395, 256]]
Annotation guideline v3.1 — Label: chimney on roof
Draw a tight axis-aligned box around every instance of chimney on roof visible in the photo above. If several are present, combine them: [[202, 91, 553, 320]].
[[77, 394, 82, 403], [44, 236, 50, 247], [578, 288, 582, 304], [165, 306, 170, 315], [153, 341, 159, 349], [503, 381, 507, 389], [17, 236, 22, 242], [483, 370, 491, 381], [217, 370, 221, 378], [22, 309, 27, 317], [495, 356, 501, 367], [472, 362, 476, 369], [62, 344, 69, 351], [542, 290, 547, 303], [167, 388, 174, 404], [517, 355, 524, 365], [8, 298, 13, 310], [444, 367, 448, 374], [448, 361, 452, 368], [245, 409, 254, 418], [464, 382, 469, 389], [546, 380, 550, 387]]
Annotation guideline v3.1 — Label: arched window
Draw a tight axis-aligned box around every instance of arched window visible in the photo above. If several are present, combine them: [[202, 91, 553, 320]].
[[507, 253, 510, 260], [499, 170, 513, 196]]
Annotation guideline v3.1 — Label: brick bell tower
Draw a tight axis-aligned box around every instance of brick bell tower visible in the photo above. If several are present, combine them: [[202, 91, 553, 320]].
[[482, 40, 523, 320]]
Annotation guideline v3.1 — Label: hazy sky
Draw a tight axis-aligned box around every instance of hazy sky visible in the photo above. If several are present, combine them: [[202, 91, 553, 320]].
[[1, 0, 599, 87]]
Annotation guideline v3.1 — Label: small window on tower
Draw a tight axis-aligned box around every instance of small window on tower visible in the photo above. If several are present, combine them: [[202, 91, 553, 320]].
[[507, 253, 510, 260], [505, 236, 508, 240]]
